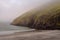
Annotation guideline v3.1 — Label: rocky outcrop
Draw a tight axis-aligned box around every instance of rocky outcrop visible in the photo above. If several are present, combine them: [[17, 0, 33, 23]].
[[11, 2, 60, 30]]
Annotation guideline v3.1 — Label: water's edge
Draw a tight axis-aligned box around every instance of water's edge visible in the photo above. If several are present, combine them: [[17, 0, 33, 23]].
[[0, 23, 35, 35], [0, 29, 35, 35]]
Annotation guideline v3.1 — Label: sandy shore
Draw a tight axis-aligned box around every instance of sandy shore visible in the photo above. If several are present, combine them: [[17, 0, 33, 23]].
[[0, 30, 60, 40]]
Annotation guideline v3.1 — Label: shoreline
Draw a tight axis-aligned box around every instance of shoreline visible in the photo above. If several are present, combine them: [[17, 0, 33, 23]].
[[0, 30, 60, 40], [0, 29, 35, 35]]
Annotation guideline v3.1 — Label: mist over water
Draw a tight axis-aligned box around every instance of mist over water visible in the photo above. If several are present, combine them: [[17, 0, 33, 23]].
[[0, 22, 31, 31], [0, 22, 34, 35], [0, 0, 59, 35]]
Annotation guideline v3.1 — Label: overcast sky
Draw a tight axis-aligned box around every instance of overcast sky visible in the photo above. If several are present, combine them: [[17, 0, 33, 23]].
[[0, 0, 54, 23]]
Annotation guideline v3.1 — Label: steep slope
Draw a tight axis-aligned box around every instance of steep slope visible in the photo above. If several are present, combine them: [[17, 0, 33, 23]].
[[11, 2, 60, 30]]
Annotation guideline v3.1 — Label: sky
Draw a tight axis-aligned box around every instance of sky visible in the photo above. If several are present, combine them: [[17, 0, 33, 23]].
[[0, 0, 54, 23]]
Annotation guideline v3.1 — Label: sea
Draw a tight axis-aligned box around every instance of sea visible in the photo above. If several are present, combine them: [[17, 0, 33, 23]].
[[0, 23, 34, 35]]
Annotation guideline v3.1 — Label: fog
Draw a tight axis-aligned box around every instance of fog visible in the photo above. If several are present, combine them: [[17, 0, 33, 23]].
[[0, 0, 53, 23]]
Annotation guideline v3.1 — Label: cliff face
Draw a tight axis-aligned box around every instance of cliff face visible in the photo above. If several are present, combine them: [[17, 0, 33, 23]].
[[11, 2, 60, 30]]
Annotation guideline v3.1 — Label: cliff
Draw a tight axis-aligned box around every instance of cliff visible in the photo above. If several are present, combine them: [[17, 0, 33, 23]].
[[11, 2, 60, 30]]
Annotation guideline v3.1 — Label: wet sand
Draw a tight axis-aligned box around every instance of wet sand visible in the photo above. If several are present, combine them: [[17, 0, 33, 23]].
[[0, 30, 60, 40]]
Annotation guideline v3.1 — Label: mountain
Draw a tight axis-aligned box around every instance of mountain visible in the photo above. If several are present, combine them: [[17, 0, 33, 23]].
[[11, 2, 60, 30]]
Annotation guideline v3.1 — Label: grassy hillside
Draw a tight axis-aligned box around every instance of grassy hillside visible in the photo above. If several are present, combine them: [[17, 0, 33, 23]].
[[11, 2, 60, 30]]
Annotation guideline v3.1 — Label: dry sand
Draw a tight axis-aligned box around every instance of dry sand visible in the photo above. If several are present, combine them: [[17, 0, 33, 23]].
[[0, 30, 60, 40]]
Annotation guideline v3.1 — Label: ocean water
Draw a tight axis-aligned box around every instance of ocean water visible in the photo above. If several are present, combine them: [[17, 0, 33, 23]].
[[0, 23, 34, 35]]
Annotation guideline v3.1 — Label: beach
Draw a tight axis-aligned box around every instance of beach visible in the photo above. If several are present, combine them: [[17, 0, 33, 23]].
[[0, 30, 60, 40], [0, 23, 60, 40]]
